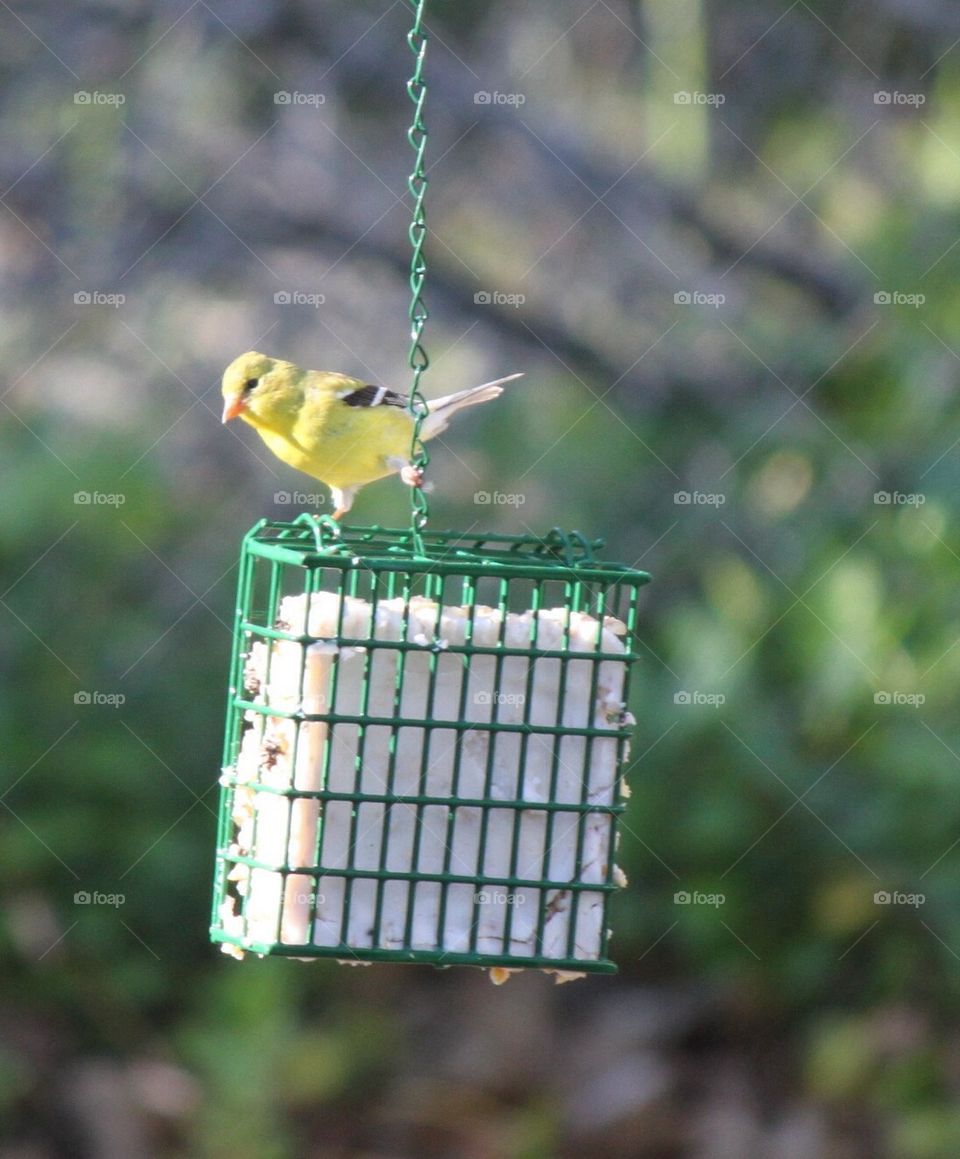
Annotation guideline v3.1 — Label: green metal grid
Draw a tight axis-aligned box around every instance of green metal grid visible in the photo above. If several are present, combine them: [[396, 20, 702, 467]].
[[210, 514, 650, 974]]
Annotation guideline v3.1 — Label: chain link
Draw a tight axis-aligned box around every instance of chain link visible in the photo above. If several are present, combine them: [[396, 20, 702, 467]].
[[406, 0, 430, 548]]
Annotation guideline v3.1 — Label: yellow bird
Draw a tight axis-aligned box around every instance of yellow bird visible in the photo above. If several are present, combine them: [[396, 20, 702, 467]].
[[221, 351, 522, 519]]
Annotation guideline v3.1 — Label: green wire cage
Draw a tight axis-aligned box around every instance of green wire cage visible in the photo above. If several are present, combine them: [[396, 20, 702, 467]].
[[210, 515, 650, 978], [210, 0, 652, 980]]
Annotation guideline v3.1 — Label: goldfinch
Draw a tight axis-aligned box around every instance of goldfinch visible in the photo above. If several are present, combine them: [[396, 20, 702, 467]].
[[221, 351, 522, 518]]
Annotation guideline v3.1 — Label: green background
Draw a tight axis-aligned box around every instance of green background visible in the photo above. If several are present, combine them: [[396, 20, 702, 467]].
[[2, 1, 959, 1155]]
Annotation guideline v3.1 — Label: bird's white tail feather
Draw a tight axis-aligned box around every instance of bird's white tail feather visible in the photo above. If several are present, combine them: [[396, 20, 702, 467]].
[[421, 373, 523, 440]]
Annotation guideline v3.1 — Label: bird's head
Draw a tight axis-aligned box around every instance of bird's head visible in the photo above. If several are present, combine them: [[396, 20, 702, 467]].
[[221, 351, 302, 429]]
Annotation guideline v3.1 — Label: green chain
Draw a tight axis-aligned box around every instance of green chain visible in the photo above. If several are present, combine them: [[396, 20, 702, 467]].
[[406, 0, 430, 550]]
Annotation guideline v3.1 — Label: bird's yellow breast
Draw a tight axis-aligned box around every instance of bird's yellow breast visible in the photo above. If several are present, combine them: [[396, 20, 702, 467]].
[[246, 389, 415, 490]]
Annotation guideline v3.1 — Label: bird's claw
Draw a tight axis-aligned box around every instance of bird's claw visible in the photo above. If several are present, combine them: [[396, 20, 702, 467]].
[[400, 463, 426, 488]]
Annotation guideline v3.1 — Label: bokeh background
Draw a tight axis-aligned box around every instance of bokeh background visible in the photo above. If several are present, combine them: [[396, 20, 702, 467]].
[[3, 1, 960, 1155]]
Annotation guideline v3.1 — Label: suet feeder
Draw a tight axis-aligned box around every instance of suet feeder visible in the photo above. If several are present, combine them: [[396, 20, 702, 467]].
[[211, 516, 649, 978], [209, 0, 652, 979]]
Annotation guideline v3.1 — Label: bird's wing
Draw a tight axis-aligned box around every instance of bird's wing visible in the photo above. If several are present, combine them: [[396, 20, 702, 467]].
[[337, 384, 409, 410]]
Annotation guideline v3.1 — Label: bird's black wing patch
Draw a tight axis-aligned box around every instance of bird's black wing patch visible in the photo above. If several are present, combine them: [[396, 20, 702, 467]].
[[340, 384, 408, 409]]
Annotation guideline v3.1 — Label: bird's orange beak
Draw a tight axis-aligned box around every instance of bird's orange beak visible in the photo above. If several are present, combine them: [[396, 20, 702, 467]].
[[221, 395, 246, 423]]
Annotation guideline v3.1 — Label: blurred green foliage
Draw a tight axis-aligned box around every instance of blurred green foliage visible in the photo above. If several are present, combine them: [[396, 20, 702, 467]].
[[3, 0, 960, 1155]]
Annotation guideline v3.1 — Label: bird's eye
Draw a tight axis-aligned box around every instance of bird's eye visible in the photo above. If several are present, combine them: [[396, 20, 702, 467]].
[[243, 377, 259, 393]]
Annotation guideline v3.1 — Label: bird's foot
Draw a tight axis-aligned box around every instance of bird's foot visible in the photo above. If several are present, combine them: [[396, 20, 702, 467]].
[[329, 486, 356, 521], [400, 463, 425, 488]]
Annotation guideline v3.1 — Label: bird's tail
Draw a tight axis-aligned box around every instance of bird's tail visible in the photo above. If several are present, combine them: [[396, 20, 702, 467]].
[[421, 373, 523, 439]]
